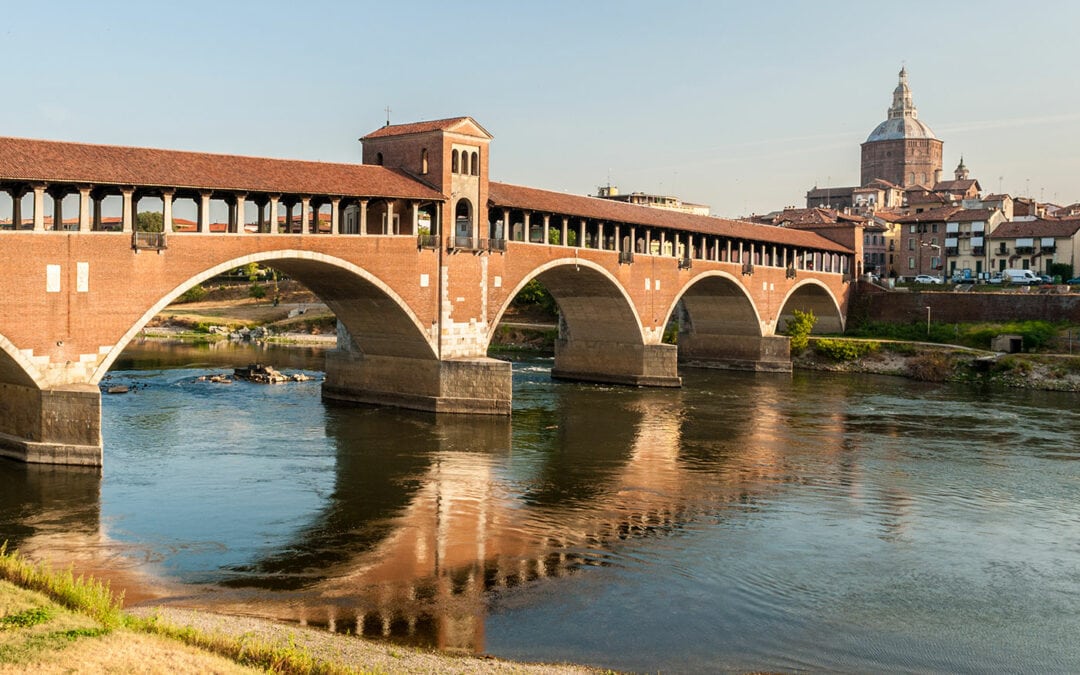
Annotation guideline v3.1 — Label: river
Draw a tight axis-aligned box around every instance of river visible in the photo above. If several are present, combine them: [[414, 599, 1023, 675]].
[[2, 339, 1079, 673]]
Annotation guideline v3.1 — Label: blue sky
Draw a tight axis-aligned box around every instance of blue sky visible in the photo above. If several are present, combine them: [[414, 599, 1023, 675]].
[[3, 0, 1079, 216]]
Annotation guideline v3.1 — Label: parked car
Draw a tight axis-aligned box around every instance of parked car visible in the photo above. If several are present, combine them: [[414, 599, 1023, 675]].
[[1039, 274, 1053, 284], [986, 273, 1003, 284], [913, 274, 943, 284], [1067, 277, 1080, 285]]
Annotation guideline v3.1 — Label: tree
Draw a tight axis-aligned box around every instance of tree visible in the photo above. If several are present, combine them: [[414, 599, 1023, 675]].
[[136, 211, 163, 232], [548, 226, 577, 246], [784, 309, 817, 354]]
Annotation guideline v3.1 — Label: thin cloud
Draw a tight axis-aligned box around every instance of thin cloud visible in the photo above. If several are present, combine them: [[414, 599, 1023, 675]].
[[938, 112, 1080, 134]]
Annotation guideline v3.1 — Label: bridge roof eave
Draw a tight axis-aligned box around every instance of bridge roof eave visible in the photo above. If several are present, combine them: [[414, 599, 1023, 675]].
[[488, 181, 853, 254], [0, 137, 445, 202]]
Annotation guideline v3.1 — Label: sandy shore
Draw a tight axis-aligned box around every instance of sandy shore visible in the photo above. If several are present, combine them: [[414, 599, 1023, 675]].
[[128, 607, 603, 674]]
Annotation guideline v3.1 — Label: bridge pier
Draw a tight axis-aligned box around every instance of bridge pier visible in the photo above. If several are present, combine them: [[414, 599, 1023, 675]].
[[551, 340, 681, 387], [322, 351, 512, 415], [677, 334, 792, 373], [0, 383, 103, 466]]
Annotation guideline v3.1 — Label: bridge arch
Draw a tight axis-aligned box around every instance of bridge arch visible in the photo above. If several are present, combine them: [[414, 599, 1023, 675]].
[[91, 250, 436, 384], [776, 279, 845, 334], [663, 271, 764, 339], [0, 332, 42, 388], [487, 258, 645, 348]]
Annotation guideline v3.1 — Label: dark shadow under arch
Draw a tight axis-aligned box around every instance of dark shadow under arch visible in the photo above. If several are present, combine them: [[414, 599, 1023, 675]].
[[777, 282, 845, 334]]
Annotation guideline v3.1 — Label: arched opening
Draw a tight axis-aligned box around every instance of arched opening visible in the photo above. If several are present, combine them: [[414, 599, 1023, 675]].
[[376, 152, 384, 166], [470, 151, 479, 176], [451, 149, 459, 173], [777, 281, 845, 334], [454, 199, 472, 240], [488, 260, 675, 386], [420, 148, 428, 175]]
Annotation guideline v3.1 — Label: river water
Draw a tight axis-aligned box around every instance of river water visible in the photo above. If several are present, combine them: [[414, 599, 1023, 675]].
[[2, 339, 1080, 673]]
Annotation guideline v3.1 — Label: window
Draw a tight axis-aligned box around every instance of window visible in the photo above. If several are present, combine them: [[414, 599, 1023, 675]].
[[908, 256, 915, 269], [376, 152, 383, 166], [420, 148, 428, 175], [471, 151, 479, 176], [908, 238, 914, 251], [452, 149, 459, 173], [931, 223, 938, 233]]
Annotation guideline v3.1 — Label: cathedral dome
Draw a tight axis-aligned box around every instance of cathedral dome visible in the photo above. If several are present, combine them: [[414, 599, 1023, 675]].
[[866, 116, 937, 142], [865, 67, 937, 142]]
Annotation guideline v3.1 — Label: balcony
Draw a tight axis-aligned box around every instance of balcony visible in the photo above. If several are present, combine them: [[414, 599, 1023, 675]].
[[416, 234, 439, 250], [619, 250, 634, 265], [972, 247, 984, 256], [742, 260, 754, 276], [945, 247, 959, 257], [1015, 246, 1034, 255], [678, 255, 692, 270]]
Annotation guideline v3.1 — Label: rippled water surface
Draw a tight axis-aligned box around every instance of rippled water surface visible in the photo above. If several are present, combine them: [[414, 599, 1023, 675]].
[[3, 340, 1080, 673]]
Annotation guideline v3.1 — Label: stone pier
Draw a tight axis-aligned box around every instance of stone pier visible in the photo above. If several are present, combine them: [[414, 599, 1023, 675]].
[[677, 334, 792, 373], [0, 383, 103, 466], [551, 340, 681, 387]]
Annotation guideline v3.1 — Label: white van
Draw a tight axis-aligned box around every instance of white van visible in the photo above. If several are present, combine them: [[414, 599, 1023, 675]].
[[1002, 269, 1041, 285]]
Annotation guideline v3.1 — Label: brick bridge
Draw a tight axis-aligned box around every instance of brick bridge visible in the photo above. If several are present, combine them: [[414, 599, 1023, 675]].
[[0, 117, 858, 466]]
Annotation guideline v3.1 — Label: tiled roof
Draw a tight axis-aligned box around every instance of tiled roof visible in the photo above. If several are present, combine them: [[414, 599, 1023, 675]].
[[805, 186, 856, 198], [946, 208, 997, 222], [361, 116, 492, 140], [895, 206, 961, 223], [933, 179, 978, 192], [488, 182, 851, 253], [990, 218, 1080, 239], [0, 136, 444, 201]]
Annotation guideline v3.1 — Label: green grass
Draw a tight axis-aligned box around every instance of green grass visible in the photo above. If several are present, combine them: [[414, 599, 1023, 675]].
[[0, 542, 358, 674]]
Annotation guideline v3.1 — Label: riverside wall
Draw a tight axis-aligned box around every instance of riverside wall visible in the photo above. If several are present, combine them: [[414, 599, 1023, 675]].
[[850, 282, 1080, 325]]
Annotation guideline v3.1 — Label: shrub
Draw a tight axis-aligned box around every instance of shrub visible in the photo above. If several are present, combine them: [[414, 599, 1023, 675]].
[[815, 338, 880, 362], [176, 285, 207, 304], [907, 352, 953, 381], [249, 283, 267, 300], [784, 309, 817, 354]]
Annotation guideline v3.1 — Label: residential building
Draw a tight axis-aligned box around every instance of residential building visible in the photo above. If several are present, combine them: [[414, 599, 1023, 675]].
[[987, 217, 1080, 276]]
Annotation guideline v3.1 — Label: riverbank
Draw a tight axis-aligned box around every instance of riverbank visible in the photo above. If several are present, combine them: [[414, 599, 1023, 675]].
[[0, 548, 601, 674], [794, 337, 1080, 392]]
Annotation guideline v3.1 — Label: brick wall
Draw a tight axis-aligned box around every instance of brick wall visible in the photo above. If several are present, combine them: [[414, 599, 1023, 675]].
[[851, 282, 1080, 324]]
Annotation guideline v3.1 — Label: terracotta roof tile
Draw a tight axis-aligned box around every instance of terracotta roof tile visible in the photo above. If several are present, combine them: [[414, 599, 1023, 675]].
[[895, 206, 962, 223], [488, 182, 851, 253], [361, 116, 492, 140], [0, 136, 444, 201], [990, 218, 1080, 238]]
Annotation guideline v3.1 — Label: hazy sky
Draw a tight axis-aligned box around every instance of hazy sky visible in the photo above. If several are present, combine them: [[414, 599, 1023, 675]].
[[3, 0, 1079, 216]]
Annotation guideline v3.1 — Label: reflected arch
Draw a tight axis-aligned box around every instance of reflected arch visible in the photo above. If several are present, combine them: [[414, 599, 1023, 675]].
[[91, 250, 436, 384], [777, 279, 845, 335]]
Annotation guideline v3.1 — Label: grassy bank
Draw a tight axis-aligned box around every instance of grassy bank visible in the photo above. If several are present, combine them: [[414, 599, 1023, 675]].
[[0, 544, 600, 674]]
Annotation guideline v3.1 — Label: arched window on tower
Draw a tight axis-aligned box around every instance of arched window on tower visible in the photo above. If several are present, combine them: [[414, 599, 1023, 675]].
[[471, 151, 479, 176], [455, 199, 473, 241], [462, 152, 470, 176], [909, 172, 915, 184], [376, 152, 384, 166], [421, 148, 428, 175], [452, 149, 459, 173]]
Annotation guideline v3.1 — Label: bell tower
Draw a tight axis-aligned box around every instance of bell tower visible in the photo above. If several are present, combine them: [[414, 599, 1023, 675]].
[[360, 117, 493, 242]]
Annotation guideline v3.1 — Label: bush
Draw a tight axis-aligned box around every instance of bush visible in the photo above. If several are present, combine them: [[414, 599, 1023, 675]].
[[783, 310, 817, 354], [907, 352, 953, 381], [814, 338, 880, 362], [176, 285, 207, 304], [249, 283, 266, 300]]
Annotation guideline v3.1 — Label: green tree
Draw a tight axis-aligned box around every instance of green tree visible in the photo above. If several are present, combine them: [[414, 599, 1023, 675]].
[[784, 309, 817, 354], [135, 211, 163, 232], [548, 226, 577, 246]]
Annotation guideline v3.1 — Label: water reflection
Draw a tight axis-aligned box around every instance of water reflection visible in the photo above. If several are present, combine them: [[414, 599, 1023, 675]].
[[3, 343, 1080, 671]]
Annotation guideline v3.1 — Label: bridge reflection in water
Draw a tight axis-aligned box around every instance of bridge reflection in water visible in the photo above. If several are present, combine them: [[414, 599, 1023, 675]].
[[1, 343, 829, 654]]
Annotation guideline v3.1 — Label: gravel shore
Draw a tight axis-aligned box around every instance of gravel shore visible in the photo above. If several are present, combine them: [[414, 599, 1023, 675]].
[[129, 607, 602, 674]]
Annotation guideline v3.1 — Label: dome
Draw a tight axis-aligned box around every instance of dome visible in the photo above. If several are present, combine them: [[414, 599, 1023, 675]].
[[866, 116, 937, 142], [865, 67, 937, 142]]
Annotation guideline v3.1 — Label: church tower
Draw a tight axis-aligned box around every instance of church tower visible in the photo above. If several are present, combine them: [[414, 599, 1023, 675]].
[[860, 68, 943, 188]]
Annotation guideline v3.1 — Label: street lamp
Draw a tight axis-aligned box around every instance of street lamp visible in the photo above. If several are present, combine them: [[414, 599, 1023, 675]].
[[926, 305, 931, 336]]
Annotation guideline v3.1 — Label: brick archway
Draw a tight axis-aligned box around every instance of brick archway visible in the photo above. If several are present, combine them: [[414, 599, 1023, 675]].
[[664, 271, 764, 339], [777, 279, 846, 334], [486, 258, 645, 348], [0, 332, 42, 388], [91, 250, 437, 385]]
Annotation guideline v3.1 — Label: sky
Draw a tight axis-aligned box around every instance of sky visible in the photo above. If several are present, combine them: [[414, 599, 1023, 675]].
[[2, 0, 1080, 217]]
